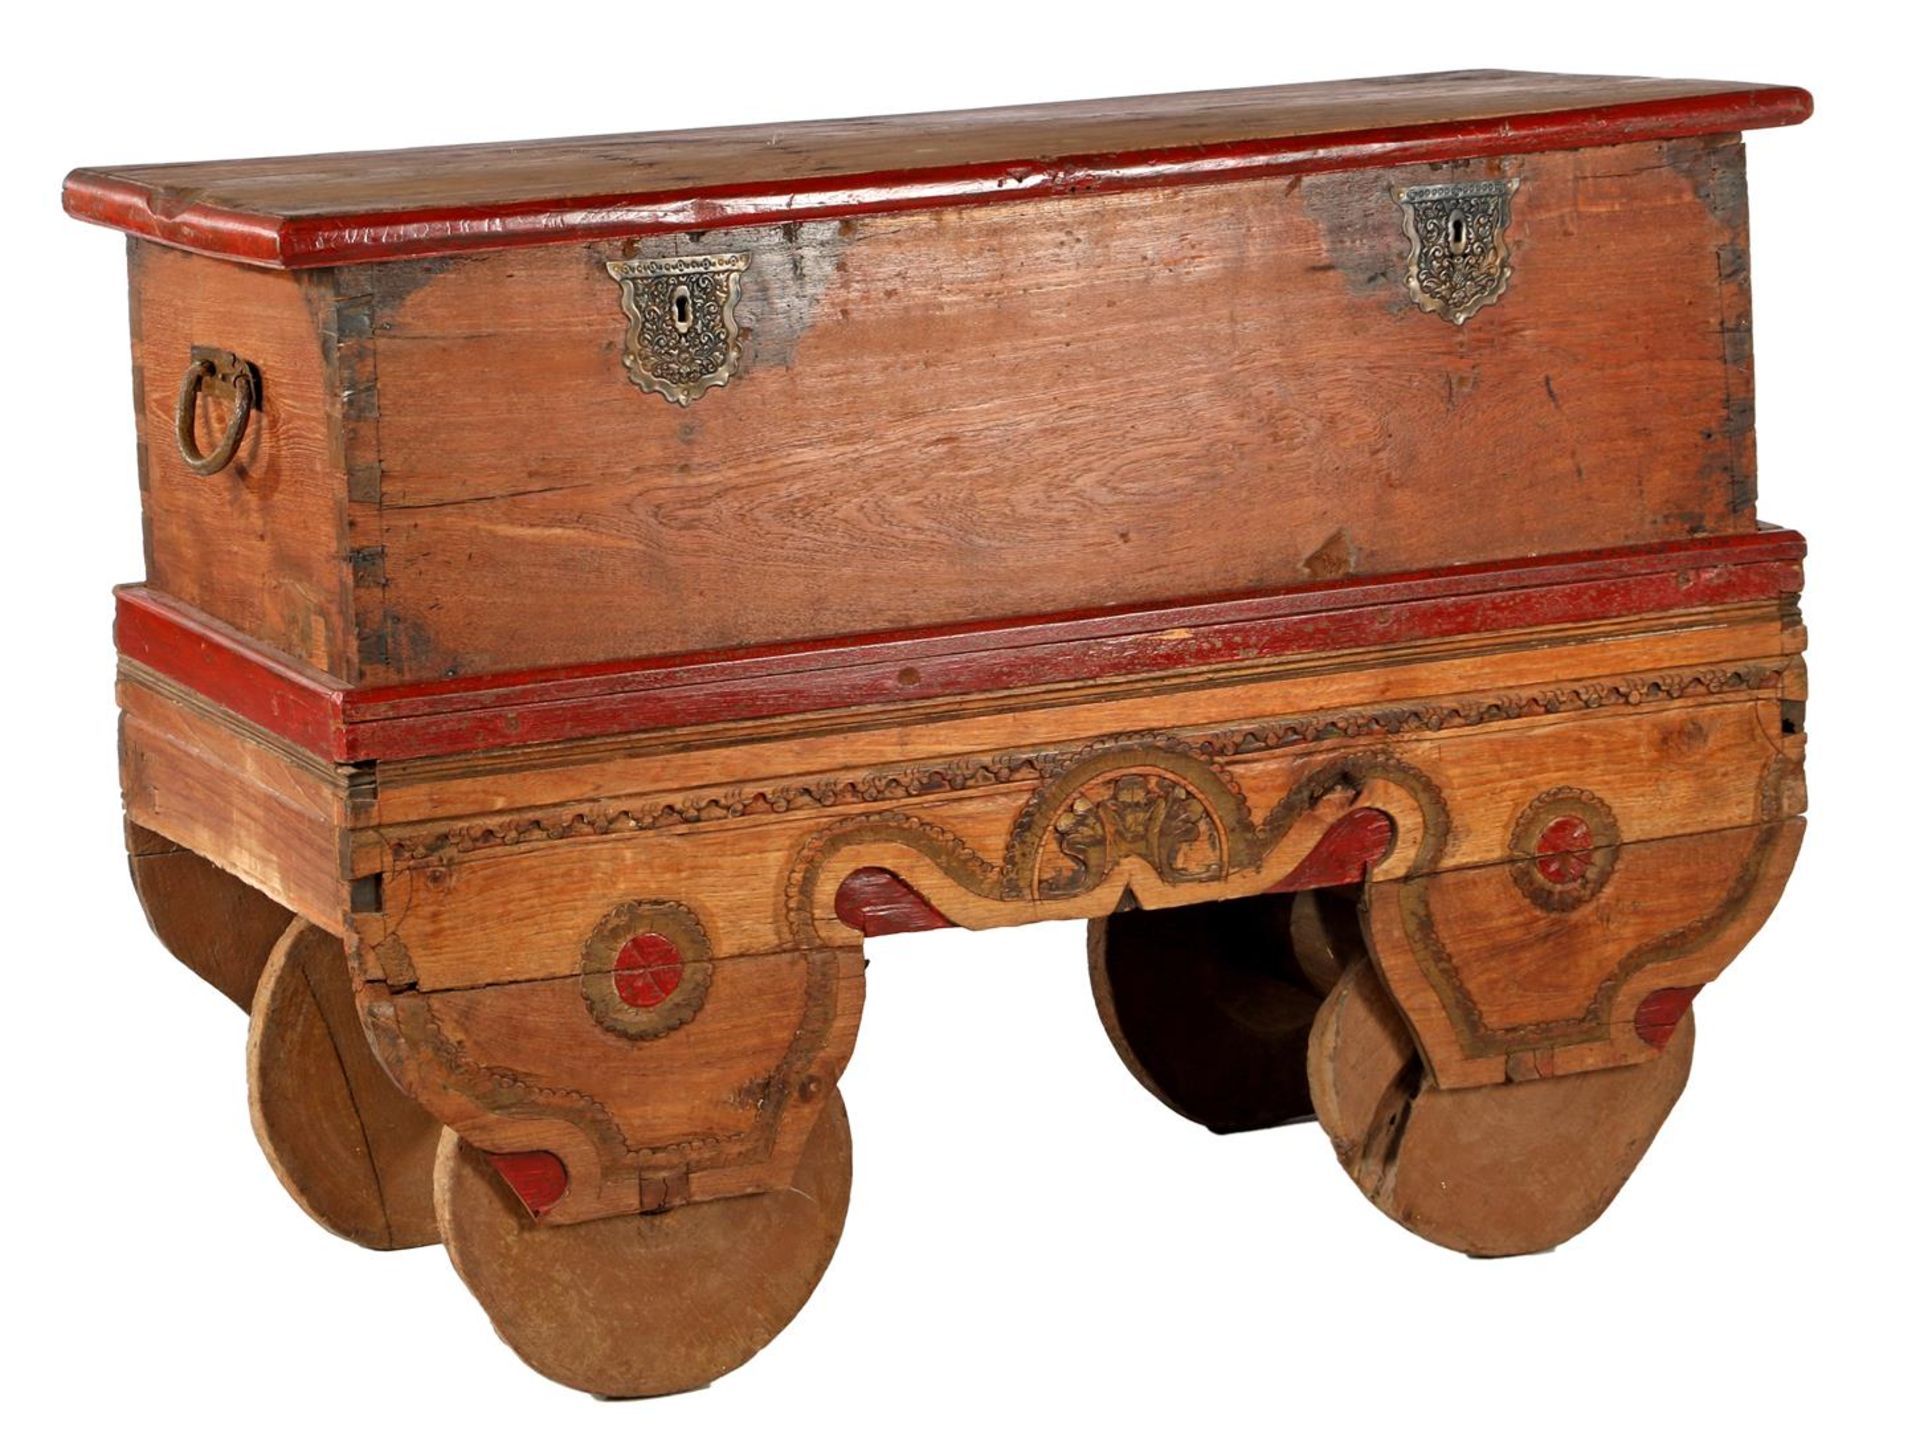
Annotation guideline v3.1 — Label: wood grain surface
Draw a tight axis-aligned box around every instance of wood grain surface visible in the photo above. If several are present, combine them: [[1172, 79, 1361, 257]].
[[436, 1089, 851, 1397], [113, 130, 1774, 684], [126, 243, 347, 674], [113, 529, 1804, 758], [1362, 816, 1804, 1087], [118, 668, 357, 933], [64, 71, 1810, 266], [1310, 958, 1695, 1256], [124, 822, 294, 1008], [358, 138, 1762, 677], [248, 920, 441, 1249]]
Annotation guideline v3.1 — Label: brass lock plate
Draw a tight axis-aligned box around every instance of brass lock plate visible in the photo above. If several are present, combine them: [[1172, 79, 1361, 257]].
[[605, 253, 749, 406], [1394, 178, 1519, 324]]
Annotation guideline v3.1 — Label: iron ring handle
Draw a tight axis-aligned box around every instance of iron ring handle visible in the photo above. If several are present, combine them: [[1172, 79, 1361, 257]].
[[174, 349, 257, 477]]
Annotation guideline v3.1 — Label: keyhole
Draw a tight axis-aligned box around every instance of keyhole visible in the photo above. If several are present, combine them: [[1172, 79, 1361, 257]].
[[1446, 210, 1468, 254], [671, 284, 694, 333]]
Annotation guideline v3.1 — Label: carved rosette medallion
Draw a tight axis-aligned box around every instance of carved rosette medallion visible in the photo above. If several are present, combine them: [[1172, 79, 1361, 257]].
[[1394, 178, 1519, 324], [605, 253, 748, 406], [1039, 772, 1224, 897], [1507, 788, 1621, 912], [580, 900, 715, 1039]]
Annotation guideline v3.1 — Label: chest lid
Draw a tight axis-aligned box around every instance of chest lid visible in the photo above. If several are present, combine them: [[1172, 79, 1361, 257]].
[[65, 69, 1809, 269]]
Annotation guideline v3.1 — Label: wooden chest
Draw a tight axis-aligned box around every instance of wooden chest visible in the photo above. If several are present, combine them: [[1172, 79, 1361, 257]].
[[71, 70, 1804, 682], [68, 70, 1813, 1399]]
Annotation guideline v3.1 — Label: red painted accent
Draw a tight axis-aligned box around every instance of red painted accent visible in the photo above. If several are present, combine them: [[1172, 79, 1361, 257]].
[[835, 868, 955, 937], [612, 931, 683, 1009], [1268, 808, 1397, 892], [485, 1149, 570, 1219], [64, 84, 1813, 268], [113, 530, 1805, 765], [1534, 815, 1596, 885], [1634, 986, 1703, 1050], [114, 588, 349, 758]]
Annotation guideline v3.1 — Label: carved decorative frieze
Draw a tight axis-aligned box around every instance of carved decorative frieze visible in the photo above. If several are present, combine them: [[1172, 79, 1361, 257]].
[[385, 663, 1780, 866], [778, 744, 1449, 946]]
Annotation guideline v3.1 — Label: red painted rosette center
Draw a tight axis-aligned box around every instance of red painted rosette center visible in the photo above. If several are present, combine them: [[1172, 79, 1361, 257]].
[[1533, 815, 1595, 885], [612, 931, 684, 1009]]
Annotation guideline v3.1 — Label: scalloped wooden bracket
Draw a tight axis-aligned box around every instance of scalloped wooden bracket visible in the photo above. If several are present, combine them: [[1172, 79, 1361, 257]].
[[1361, 815, 1804, 1089]]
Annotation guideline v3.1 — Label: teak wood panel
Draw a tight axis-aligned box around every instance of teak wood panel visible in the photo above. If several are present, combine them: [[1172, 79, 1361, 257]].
[[368, 603, 1793, 830], [356, 138, 1756, 679], [122, 137, 1758, 684], [357, 664, 1796, 994], [1364, 816, 1802, 1088], [118, 670, 354, 932], [63, 72, 1810, 267], [128, 243, 348, 675]]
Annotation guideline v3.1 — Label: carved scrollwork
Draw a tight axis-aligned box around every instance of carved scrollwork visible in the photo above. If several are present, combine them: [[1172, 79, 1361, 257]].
[[779, 739, 1450, 946]]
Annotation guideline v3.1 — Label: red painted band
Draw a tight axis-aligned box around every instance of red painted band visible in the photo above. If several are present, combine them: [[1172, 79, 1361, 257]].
[[64, 87, 1811, 269], [114, 529, 1805, 765], [114, 591, 348, 758]]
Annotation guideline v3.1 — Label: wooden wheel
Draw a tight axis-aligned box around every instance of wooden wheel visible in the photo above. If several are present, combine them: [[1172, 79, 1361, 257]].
[[1308, 958, 1695, 1257], [1088, 894, 1323, 1134], [248, 920, 442, 1250], [126, 823, 289, 1008], [1286, 887, 1362, 996], [436, 1089, 853, 1398]]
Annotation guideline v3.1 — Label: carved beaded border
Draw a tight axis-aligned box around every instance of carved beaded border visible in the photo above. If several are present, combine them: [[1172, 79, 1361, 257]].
[[385, 663, 1780, 866]]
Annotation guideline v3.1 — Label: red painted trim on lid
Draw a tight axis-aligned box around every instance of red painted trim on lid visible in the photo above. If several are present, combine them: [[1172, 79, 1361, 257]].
[[63, 87, 1812, 268]]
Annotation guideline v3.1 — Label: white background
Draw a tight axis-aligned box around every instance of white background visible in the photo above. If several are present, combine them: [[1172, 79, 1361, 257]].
[[4, 4, 1913, 1425]]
